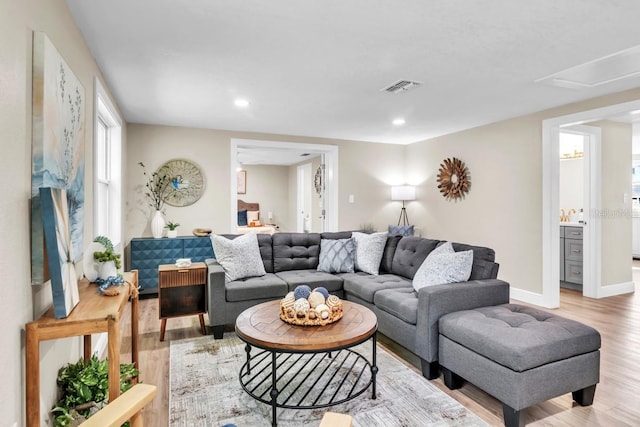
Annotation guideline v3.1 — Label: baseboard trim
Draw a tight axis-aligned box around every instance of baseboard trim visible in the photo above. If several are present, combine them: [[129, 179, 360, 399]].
[[597, 281, 635, 298], [509, 288, 555, 308]]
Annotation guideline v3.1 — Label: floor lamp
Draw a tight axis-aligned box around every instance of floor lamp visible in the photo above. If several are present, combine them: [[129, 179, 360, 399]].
[[391, 185, 416, 226]]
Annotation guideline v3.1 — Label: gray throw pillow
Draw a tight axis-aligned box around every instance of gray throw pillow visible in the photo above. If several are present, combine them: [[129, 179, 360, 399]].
[[317, 238, 356, 273], [352, 231, 388, 275], [210, 232, 266, 282], [412, 241, 473, 291]]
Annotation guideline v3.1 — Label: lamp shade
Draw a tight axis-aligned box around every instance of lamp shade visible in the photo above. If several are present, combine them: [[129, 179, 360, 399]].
[[391, 185, 416, 201]]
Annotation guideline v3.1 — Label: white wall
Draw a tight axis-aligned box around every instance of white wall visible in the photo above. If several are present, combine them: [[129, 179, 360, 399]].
[[241, 164, 290, 229], [1, 1, 125, 425], [126, 124, 406, 244], [559, 158, 584, 215], [592, 120, 632, 287], [406, 90, 640, 296]]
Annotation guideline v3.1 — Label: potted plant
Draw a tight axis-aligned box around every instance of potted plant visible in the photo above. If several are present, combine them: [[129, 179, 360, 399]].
[[93, 236, 122, 280], [51, 355, 138, 427], [165, 221, 180, 238]]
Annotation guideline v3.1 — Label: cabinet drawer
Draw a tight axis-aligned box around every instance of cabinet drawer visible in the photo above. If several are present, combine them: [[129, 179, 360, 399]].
[[565, 239, 583, 262], [563, 227, 583, 240], [564, 260, 583, 284], [158, 265, 207, 288]]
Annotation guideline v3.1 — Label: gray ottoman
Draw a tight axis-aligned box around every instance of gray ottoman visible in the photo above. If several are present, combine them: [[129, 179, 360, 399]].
[[438, 304, 600, 427]]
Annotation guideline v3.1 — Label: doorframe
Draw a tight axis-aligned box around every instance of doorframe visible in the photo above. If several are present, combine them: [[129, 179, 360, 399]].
[[296, 163, 312, 232], [542, 99, 640, 307], [230, 139, 339, 232]]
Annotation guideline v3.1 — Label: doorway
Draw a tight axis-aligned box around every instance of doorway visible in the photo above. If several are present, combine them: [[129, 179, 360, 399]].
[[230, 139, 339, 232], [542, 99, 640, 307]]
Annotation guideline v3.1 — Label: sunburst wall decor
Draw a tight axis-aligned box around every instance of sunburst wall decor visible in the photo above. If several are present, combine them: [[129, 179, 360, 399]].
[[437, 157, 470, 201]]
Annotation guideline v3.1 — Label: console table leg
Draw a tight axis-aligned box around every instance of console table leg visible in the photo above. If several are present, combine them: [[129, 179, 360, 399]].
[[270, 351, 279, 426], [84, 335, 92, 360], [371, 332, 378, 399]]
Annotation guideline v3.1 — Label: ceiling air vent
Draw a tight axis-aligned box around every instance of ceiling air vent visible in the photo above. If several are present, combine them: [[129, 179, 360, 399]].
[[381, 80, 422, 93]]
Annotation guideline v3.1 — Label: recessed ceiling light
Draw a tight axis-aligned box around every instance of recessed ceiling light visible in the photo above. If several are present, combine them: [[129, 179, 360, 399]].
[[234, 99, 249, 108], [392, 118, 406, 126]]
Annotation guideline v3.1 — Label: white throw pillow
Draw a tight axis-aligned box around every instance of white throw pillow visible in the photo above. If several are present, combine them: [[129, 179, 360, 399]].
[[210, 232, 266, 282], [412, 241, 473, 291], [352, 231, 388, 275]]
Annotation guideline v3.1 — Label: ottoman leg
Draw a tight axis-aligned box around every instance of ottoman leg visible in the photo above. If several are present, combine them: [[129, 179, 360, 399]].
[[420, 359, 440, 380], [212, 325, 224, 339], [442, 367, 464, 390], [502, 404, 522, 427], [572, 384, 596, 406]]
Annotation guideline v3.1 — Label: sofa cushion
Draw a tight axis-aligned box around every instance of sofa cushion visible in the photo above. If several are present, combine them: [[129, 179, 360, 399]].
[[451, 242, 496, 280], [219, 233, 274, 273], [439, 304, 601, 372], [412, 242, 473, 291], [391, 237, 441, 279], [374, 288, 418, 325], [210, 233, 266, 282], [272, 233, 321, 272], [275, 270, 344, 293], [225, 273, 288, 302], [343, 274, 412, 303], [321, 231, 353, 240], [353, 231, 387, 275], [318, 238, 356, 273], [379, 235, 402, 274]]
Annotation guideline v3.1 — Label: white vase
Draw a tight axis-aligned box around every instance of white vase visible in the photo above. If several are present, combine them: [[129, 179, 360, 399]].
[[151, 210, 165, 238], [99, 260, 117, 280], [167, 229, 178, 238]]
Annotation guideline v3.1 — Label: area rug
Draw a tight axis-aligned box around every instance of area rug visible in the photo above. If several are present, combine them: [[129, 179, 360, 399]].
[[169, 333, 488, 426]]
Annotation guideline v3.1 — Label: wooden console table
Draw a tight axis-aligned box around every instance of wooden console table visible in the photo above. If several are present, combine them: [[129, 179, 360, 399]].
[[25, 271, 139, 427]]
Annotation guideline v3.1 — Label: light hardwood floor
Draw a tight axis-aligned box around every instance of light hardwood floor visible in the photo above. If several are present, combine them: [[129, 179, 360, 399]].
[[120, 278, 640, 426]]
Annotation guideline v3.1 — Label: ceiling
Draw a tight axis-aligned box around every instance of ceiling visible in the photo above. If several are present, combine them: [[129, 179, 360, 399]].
[[66, 0, 640, 145]]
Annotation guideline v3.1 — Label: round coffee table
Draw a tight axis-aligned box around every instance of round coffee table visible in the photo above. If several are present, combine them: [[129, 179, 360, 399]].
[[235, 300, 378, 426]]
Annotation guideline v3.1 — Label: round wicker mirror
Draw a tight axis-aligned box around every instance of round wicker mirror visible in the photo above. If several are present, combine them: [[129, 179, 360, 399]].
[[437, 157, 470, 201]]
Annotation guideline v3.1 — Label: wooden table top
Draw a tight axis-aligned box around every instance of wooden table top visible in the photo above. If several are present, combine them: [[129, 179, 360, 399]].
[[235, 300, 377, 352]]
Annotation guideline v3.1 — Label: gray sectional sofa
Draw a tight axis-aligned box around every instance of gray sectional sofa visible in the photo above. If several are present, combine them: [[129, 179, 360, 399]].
[[206, 231, 510, 379]]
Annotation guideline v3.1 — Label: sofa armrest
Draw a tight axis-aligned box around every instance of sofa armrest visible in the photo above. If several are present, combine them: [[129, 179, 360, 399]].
[[415, 279, 510, 362], [206, 260, 227, 327]]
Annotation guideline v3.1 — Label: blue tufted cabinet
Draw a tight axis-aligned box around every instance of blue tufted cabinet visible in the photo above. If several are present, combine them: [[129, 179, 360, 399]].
[[130, 236, 214, 295]]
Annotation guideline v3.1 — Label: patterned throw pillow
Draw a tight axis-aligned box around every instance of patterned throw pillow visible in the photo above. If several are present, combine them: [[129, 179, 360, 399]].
[[210, 232, 266, 282], [352, 232, 388, 275], [317, 238, 356, 273], [388, 225, 414, 236], [412, 241, 473, 291]]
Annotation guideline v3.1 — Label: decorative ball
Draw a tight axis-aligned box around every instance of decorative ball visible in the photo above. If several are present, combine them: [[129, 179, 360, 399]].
[[315, 304, 330, 319], [293, 298, 310, 312], [282, 292, 295, 309], [326, 295, 342, 311], [308, 291, 325, 308], [314, 287, 329, 299], [293, 285, 312, 300]]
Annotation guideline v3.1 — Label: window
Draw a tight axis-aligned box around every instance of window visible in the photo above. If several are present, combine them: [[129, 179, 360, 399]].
[[94, 78, 122, 247]]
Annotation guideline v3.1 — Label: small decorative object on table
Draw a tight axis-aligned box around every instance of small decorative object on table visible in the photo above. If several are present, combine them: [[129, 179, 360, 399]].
[[92, 236, 122, 281], [192, 227, 212, 237], [280, 285, 343, 326], [165, 221, 180, 238]]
